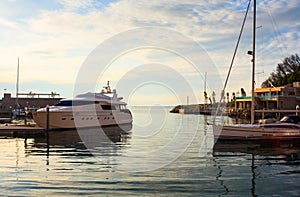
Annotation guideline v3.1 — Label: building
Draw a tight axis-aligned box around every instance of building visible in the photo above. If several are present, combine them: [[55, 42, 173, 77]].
[[0, 93, 63, 118], [233, 82, 300, 118]]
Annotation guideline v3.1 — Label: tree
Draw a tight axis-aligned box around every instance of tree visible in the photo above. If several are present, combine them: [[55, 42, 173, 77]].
[[212, 91, 216, 104], [204, 91, 208, 100], [241, 88, 246, 97], [262, 54, 300, 87]]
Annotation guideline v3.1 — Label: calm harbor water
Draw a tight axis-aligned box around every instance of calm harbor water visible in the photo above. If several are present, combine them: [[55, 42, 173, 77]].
[[1, 106, 300, 196]]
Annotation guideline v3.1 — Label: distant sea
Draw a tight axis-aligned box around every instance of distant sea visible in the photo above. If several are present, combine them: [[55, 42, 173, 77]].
[[0, 106, 300, 196]]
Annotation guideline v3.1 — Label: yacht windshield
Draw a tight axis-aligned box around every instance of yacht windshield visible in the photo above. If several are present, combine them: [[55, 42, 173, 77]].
[[101, 105, 116, 110], [279, 115, 300, 124], [55, 100, 99, 106], [280, 116, 289, 122]]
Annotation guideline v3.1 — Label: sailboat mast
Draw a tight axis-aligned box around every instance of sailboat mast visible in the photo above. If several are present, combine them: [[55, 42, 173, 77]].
[[16, 57, 20, 108], [251, 0, 256, 124], [204, 72, 207, 105]]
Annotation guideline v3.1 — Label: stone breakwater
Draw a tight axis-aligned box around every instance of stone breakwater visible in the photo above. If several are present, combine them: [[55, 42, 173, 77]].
[[170, 104, 212, 115]]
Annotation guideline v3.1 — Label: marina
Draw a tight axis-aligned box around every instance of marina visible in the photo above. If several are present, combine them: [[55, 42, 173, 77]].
[[0, 0, 299, 196]]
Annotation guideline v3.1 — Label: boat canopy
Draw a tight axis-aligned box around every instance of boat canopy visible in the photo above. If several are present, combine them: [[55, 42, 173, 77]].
[[55, 92, 127, 106]]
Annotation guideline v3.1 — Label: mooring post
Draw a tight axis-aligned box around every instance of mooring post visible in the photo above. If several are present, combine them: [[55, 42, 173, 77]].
[[45, 105, 50, 165]]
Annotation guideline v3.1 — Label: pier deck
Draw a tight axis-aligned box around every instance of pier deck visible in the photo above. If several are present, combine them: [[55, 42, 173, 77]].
[[0, 124, 45, 137]]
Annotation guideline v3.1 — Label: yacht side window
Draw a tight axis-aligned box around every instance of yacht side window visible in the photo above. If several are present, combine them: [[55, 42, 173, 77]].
[[101, 105, 116, 110]]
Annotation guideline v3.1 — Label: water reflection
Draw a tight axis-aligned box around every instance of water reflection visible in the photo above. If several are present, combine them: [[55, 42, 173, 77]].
[[47, 124, 132, 147], [0, 124, 132, 159], [213, 140, 300, 158], [213, 140, 300, 196], [2, 116, 300, 196]]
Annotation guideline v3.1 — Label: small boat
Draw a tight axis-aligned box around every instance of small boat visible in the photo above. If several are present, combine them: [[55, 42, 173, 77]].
[[214, 114, 300, 140], [33, 81, 132, 129], [213, 123, 300, 141], [213, 0, 300, 141]]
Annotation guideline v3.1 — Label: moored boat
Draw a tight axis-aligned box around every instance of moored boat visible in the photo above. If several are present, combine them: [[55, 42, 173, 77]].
[[33, 82, 132, 129], [213, 123, 300, 141]]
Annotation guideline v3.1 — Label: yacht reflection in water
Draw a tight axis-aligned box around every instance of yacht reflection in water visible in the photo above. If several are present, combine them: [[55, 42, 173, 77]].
[[25, 124, 132, 157]]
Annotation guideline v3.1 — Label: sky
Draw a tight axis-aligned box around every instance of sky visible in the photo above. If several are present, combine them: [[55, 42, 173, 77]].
[[0, 0, 299, 106]]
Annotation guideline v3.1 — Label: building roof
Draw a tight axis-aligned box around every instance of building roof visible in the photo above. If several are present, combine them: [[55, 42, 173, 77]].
[[254, 86, 285, 93]]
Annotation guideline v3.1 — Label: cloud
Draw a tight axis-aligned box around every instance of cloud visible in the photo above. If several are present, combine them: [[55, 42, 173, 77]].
[[0, 17, 19, 29], [0, 0, 299, 101], [55, 0, 100, 11]]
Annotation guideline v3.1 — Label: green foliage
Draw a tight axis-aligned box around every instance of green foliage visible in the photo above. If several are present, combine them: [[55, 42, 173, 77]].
[[261, 54, 300, 87]]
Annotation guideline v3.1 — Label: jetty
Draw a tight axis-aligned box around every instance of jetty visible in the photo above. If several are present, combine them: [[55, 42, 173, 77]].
[[170, 104, 212, 115], [0, 124, 45, 137]]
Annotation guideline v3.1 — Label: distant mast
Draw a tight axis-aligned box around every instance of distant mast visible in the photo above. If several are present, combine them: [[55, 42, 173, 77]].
[[204, 72, 207, 105], [16, 57, 20, 108]]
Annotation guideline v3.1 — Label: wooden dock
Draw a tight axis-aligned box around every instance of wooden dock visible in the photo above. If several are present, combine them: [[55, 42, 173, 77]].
[[255, 109, 300, 113], [0, 124, 45, 137]]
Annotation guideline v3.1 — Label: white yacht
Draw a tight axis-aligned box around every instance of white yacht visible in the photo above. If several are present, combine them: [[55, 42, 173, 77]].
[[33, 82, 132, 129]]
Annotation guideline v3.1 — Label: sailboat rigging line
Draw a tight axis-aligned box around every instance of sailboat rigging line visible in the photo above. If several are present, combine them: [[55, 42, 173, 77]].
[[222, 0, 251, 93], [264, 5, 288, 57], [213, 0, 252, 121]]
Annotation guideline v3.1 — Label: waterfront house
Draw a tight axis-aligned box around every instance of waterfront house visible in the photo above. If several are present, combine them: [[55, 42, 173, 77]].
[[232, 82, 300, 119]]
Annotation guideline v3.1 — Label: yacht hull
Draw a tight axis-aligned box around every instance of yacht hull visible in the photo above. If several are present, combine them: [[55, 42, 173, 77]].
[[33, 110, 132, 130]]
